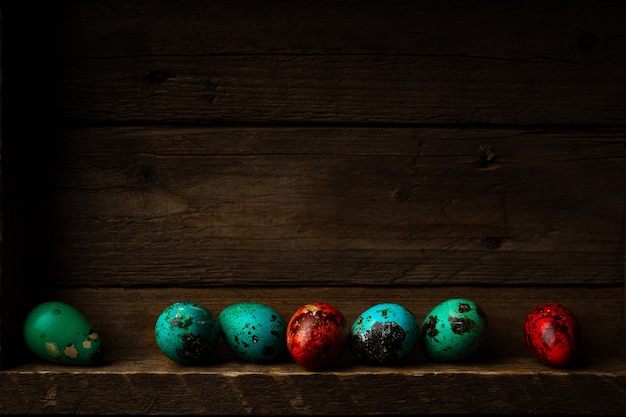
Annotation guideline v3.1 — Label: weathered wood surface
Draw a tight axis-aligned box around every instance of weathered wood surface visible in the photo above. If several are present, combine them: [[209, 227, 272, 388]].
[[1, 1, 625, 414], [52, 53, 626, 126], [32, 126, 624, 287], [52, 0, 626, 127], [53, 0, 623, 59], [6, 1, 626, 126], [2, 361, 626, 415], [2, 286, 625, 415]]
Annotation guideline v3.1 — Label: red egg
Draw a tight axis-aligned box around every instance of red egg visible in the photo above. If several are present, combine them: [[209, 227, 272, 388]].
[[286, 302, 349, 369], [523, 302, 582, 367]]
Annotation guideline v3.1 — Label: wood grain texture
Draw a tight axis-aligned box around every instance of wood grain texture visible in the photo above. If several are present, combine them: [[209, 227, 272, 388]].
[[31, 126, 625, 287], [2, 362, 626, 415], [52, 53, 626, 125], [1, 1, 625, 415], [53, 0, 624, 59], [41, 0, 626, 125]]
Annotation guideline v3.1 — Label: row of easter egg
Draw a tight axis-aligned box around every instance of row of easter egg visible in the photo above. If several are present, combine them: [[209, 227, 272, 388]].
[[152, 298, 581, 368], [154, 299, 487, 368], [21, 299, 582, 368]]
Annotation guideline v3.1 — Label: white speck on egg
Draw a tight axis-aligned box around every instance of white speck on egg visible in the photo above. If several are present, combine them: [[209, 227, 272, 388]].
[[64, 344, 78, 359], [45, 342, 60, 357]]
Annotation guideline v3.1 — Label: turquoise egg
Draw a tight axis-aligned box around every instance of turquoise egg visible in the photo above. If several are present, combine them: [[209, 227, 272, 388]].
[[154, 301, 220, 364], [419, 298, 488, 362], [218, 302, 287, 363], [23, 301, 105, 366], [349, 303, 419, 365]]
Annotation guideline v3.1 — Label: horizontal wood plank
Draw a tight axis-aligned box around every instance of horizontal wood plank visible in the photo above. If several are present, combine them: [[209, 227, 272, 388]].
[[26, 127, 625, 287], [52, 0, 625, 61], [9, 0, 616, 126], [2, 360, 625, 415], [51, 54, 626, 125]]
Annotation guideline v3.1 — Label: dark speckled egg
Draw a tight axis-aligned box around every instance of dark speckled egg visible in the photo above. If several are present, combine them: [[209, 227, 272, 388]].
[[286, 302, 349, 369], [419, 298, 488, 362], [218, 302, 287, 363], [523, 302, 582, 367], [155, 301, 220, 365], [350, 303, 419, 365]]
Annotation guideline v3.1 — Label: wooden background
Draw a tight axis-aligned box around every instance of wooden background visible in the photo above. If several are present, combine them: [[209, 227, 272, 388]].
[[1, 1, 625, 415]]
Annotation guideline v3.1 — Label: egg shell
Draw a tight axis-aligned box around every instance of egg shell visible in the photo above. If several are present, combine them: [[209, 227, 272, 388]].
[[419, 298, 488, 362], [154, 301, 220, 365], [218, 302, 287, 363], [286, 302, 349, 369], [23, 301, 105, 366], [350, 303, 419, 365], [523, 302, 582, 367]]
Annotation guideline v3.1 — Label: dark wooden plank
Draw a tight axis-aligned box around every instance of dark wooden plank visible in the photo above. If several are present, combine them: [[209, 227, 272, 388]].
[[35, 127, 626, 287], [52, 54, 626, 125], [2, 362, 625, 415], [53, 0, 623, 61], [2, 286, 624, 415], [42, 0, 626, 125]]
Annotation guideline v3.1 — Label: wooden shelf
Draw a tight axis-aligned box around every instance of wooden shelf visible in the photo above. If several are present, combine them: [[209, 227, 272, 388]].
[[3, 356, 626, 415]]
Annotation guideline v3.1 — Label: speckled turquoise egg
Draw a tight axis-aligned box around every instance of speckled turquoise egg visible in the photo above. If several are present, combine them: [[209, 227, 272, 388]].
[[23, 301, 105, 366], [154, 301, 220, 365], [349, 303, 420, 365], [419, 298, 488, 362], [218, 302, 287, 363]]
